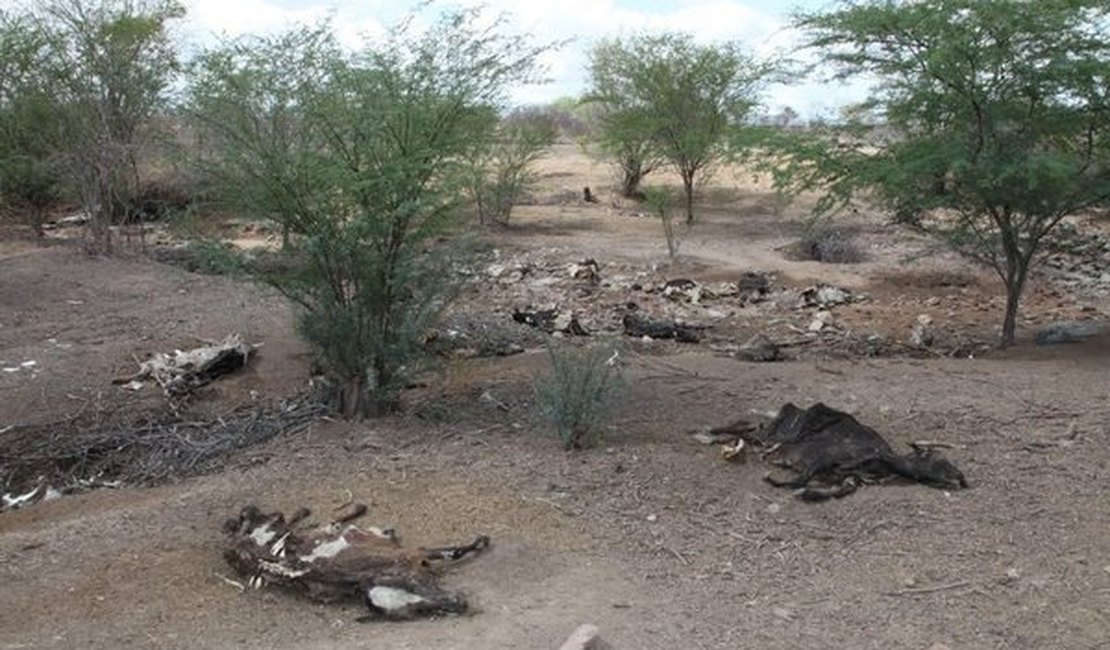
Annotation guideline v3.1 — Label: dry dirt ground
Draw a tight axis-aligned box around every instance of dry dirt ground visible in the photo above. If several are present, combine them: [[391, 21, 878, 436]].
[[2, 146, 1110, 649]]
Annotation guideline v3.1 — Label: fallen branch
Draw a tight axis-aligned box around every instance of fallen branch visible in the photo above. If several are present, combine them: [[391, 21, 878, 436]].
[[0, 392, 327, 508], [884, 580, 971, 597]]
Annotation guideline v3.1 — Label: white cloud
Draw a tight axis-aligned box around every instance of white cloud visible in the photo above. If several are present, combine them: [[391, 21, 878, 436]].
[[176, 0, 866, 116], [180, 0, 386, 49]]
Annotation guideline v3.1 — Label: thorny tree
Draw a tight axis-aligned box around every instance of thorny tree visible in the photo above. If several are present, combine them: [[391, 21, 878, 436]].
[[786, 0, 1110, 347], [188, 10, 550, 417], [38, 0, 183, 253], [585, 34, 770, 222]]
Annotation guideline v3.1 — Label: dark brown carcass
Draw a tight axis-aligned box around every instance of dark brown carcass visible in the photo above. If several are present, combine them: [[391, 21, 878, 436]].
[[721, 402, 967, 500], [223, 503, 489, 619]]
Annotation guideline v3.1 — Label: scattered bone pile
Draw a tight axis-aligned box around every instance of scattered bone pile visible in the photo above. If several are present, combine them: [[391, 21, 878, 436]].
[[441, 248, 926, 359]]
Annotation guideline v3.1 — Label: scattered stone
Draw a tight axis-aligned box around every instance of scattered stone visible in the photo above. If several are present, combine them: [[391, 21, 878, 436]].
[[808, 310, 835, 332], [1034, 321, 1102, 345], [736, 334, 781, 362], [771, 606, 794, 621], [663, 278, 697, 291], [662, 278, 713, 303], [568, 259, 600, 284], [558, 623, 603, 650], [911, 314, 935, 347], [801, 284, 852, 308], [553, 312, 590, 336]]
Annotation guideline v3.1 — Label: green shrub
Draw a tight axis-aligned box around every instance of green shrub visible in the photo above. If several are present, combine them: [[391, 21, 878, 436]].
[[534, 341, 624, 450], [186, 239, 246, 276]]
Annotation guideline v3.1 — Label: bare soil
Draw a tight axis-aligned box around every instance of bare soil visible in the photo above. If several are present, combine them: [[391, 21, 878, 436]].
[[2, 146, 1109, 649]]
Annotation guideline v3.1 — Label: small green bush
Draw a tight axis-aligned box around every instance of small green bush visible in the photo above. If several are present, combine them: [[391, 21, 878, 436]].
[[534, 341, 624, 450], [643, 185, 680, 258], [185, 239, 247, 276]]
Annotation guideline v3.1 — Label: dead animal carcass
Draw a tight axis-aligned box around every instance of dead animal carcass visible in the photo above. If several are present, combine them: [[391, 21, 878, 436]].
[[223, 503, 489, 619], [114, 334, 252, 396], [716, 403, 967, 500], [622, 312, 704, 343]]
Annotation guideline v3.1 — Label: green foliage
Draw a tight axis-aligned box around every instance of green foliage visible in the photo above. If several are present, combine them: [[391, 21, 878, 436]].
[[513, 99, 599, 140], [585, 33, 772, 221], [187, 9, 551, 418], [0, 0, 184, 249], [464, 111, 557, 225], [183, 239, 247, 276], [786, 0, 1110, 346], [643, 185, 681, 258], [534, 341, 625, 450], [0, 11, 64, 232]]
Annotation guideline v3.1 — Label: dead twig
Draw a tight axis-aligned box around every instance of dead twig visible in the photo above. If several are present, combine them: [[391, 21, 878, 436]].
[[532, 497, 576, 517], [660, 545, 690, 565], [884, 580, 971, 597], [333, 489, 354, 511], [909, 440, 960, 451]]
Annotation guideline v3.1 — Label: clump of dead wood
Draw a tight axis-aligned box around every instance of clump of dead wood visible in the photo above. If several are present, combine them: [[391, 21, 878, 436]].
[[0, 394, 325, 509]]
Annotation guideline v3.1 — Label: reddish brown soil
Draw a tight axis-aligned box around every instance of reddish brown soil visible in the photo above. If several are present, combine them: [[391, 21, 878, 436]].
[[1, 148, 1109, 649]]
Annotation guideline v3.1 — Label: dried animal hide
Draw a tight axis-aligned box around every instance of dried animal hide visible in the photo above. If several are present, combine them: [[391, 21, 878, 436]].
[[223, 503, 489, 620]]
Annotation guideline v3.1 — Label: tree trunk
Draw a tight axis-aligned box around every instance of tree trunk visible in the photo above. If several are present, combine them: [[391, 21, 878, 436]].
[[682, 171, 695, 224], [337, 375, 369, 420], [620, 163, 645, 198], [999, 259, 1030, 349]]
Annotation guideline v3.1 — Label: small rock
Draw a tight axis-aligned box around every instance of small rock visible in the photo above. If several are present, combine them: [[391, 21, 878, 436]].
[[558, 624, 603, 650], [771, 606, 794, 621], [568, 259, 600, 284], [801, 284, 851, 308], [928, 644, 953, 650], [911, 314, 935, 347], [808, 310, 834, 332], [736, 334, 781, 362], [646, 514, 658, 523]]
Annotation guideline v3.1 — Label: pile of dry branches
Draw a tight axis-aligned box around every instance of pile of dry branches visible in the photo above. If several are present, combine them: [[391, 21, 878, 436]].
[[0, 394, 326, 502]]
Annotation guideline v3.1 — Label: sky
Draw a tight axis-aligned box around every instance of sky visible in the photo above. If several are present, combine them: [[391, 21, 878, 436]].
[[178, 0, 866, 119]]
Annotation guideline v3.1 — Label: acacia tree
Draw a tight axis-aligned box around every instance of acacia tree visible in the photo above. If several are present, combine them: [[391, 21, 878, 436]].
[[585, 34, 769, 222], [34, 0, 184, 252], [0, 11, 64, 235], [788, 0, 1110, 347], [188, 10, 549, 417]]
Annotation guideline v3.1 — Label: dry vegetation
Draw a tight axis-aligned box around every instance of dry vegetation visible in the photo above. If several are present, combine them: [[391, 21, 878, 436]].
[[1, 145, 1109, 648]]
